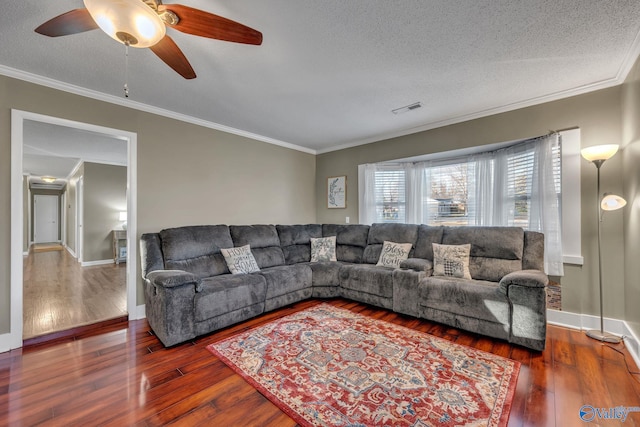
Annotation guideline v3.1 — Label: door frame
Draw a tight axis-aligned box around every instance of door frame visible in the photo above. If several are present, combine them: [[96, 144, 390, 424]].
[[33, 194, 60, 244], [10, 109, 139, 350], [77, 176, 84, 263]]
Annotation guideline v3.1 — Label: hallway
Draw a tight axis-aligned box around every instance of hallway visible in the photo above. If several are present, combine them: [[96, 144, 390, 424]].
[[23, 247, 127, 339]]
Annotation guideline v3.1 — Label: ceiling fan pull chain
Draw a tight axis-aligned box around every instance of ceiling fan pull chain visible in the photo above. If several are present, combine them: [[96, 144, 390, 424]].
[[124, 43, 130, 98]]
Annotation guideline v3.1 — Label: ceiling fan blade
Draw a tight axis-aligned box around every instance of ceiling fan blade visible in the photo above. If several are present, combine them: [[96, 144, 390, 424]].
[[149, 35, 197, 79], [35, 8, 99, 37], [159, 4, 262, 45]]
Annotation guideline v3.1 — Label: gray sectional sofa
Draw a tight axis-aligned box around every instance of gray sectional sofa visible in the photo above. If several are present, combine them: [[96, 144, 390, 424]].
[[140, 223, 549, 350]]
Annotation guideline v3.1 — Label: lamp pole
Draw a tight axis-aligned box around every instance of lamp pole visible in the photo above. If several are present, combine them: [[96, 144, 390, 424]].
[[595, 160, 605, 336], [585, 158, 622, 343], [581, 144, 624, 343]]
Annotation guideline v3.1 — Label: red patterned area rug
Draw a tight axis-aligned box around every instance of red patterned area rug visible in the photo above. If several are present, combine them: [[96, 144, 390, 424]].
[[207, 303, 520, 427]]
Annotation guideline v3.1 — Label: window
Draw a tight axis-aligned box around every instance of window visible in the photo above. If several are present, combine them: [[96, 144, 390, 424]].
[[426, 161, 475, 226], [359, 133, 564, 275], [374, 169, 406, 223]]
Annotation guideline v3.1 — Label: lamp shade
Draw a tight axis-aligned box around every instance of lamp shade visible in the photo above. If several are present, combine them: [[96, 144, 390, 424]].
[[84, 0, 166, 48], [601, 194, 627, 211], [580, 144, 619, 162]]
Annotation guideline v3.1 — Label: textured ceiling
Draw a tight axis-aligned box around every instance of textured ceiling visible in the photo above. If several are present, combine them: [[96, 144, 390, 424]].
[[2, 1, 640, 154]]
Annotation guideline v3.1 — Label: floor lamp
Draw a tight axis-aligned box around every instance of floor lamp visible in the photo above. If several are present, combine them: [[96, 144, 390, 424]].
[[580, 144, 627, 344]]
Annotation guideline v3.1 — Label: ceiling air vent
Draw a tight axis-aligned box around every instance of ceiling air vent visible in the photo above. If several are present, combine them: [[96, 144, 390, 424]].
[[392, 102, 422, 115]]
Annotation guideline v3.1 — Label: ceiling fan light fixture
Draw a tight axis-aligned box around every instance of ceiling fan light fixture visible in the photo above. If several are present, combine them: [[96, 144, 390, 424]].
[[83, 0, 166, 48]]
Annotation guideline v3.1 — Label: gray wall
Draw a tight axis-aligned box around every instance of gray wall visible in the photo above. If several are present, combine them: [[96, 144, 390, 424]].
[[316, 86, 626, 320], [622, 56, 640, 339], [82, 162, 127, 262], [0, 74, 317, 335]]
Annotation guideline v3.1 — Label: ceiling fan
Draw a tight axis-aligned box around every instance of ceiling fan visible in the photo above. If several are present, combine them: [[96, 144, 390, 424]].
[[35, 0, 263, 80]]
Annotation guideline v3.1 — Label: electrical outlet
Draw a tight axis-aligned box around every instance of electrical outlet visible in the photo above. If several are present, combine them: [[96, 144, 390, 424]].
[[345, 217, 350, 223]]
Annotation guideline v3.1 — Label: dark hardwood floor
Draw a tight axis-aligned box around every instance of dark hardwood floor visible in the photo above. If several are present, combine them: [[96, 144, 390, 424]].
[[1, 299, 639, 426]]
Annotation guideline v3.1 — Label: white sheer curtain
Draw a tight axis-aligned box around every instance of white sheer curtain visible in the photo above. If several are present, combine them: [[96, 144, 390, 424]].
[[529, 134, 564, 275], [473, 151, 494, 226], [358, 164, 377, 225], [473, 134, 563, 275], [405, 164, 424, 224]]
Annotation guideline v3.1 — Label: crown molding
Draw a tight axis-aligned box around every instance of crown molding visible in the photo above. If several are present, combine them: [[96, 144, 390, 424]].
[[0, 65, 316, 155]]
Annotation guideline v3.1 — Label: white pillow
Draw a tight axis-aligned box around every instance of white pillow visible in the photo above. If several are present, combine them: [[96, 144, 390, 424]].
[[310, 236, 337, 262], [376, 241, 412, 268], [432, 243, 471, 279], [221, 245, 260, 274]]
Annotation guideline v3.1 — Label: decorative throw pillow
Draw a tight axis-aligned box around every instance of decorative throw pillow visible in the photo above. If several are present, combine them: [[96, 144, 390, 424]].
[[310, 236, 337, 262], [432, 243, 471, 279], [221, 245, 260, 274], [376, 241, 412, 268]]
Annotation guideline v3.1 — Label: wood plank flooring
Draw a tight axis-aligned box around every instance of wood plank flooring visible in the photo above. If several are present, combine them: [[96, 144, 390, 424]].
[[2, 299, 639, 426], [22, 246, 127, 339]]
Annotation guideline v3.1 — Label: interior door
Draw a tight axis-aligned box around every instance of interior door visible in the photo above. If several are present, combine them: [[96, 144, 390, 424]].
[[34, 195, 59, 243]]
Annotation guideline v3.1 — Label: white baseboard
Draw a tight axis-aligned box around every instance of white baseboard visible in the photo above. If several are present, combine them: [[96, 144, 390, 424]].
[[547, 309, 640, 370], [65, 245, 76, 258], [131, 304, 146, 320], [81, 259, 114, 267]]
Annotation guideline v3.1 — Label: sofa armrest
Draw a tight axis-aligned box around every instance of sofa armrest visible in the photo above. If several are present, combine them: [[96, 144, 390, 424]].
[[400, 258, 433, 275], [498, 269, 548, 294], [499, 269, 548, 351], [146, 269, 202, 292], [392, 269, 427, 317]]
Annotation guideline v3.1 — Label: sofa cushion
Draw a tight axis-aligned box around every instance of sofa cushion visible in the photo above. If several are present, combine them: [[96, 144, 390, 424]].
[[310, 236, 337, 262], [258, 264, 312, 300], [230, 225, 285, 269], [307, 261, 345, 287], [442, 226, 524, 281], [277, 224, 323, 264], [339, 264, 395, 298], [363, 223, 418, 264], [413, 225, 444, 260], [400, 258, 434, 274], [160, 225, 232, 278], [322, 224, 369, 263], [194, 274, 266, 322], [418, 276, 510, 324], [221, 245, 260, 274], [376, 241, 412, 268], [432, 243, 471, 279]]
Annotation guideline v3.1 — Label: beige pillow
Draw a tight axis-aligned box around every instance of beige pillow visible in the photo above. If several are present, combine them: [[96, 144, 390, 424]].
[[221, 245, 260, 274], [432, 243, 471, 279], [310, 236, 337, 262], [376, 241, 412, 268]]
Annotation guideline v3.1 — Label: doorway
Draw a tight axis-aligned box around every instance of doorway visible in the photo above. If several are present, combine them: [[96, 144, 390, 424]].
[[9, 110, 138, 350], [33, 195, 59, 244]]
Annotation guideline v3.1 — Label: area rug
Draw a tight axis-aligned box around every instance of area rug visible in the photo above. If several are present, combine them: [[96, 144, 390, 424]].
[[207, 304, 520, 426]]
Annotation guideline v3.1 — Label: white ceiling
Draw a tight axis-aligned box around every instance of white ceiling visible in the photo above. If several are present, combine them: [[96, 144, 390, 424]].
[[23, 120, 127, 187], [2, 1, 640, 154]]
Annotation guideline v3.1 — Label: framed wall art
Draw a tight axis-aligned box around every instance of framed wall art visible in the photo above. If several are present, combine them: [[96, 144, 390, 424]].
[[327, 176, 346, 209]]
